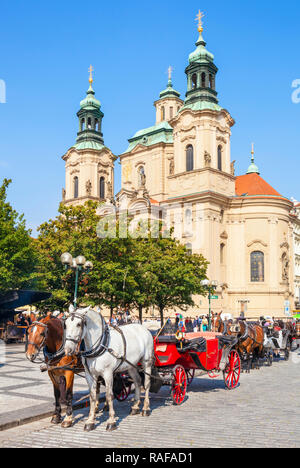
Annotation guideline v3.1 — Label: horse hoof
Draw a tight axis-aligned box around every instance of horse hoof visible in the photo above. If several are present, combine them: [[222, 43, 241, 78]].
[[84, 423, 95, 432], [106, 423, 117, 431], [142, 410, 151, 417], [61, 420, 72, 429], [51, 415, 62, 425], [130, 409, 140, 416]]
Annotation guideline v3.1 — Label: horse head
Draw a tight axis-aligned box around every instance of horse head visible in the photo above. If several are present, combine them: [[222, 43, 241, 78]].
[[25, 321, 48, 362], [64, 306, 90, 356]]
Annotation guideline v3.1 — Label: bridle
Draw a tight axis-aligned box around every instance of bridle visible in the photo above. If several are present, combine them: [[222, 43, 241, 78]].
[[65, 312, 88, 346], [25, 321, 48, 360]]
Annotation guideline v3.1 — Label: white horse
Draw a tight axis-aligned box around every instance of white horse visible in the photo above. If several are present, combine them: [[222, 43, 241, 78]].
[[64, 306, 154, 432]]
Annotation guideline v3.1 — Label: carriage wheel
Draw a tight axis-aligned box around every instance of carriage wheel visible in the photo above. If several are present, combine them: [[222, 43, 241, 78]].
[[186, 369, 195, 386], [114, 375, 132, 402], [171, 365, 187, 405], [223, 350, 241, 390]]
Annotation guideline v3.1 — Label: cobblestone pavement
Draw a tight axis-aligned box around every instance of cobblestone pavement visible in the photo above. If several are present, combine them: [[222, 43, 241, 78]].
[[0, 342, 90, 428], [1, 351, 300, 448]]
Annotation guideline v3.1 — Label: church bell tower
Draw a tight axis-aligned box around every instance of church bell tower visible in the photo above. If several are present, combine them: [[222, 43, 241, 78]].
[[62, 66, 116, 206]]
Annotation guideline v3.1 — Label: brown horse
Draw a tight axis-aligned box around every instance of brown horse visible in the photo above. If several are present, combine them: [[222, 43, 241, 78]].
[[25, 318, 83, 428], [227, 320, 264, 373], [213, 312, 228, 334]]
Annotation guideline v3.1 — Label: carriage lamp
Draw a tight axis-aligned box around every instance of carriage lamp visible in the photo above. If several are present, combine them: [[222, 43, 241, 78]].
[[201, 279, 218, 331], [61, 252, 93, 308]]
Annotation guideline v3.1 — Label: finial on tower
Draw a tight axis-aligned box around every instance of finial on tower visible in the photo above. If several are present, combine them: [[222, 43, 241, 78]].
[[196, 9, 205, 34], [247, 142, 260, 175], [168, 66, 173, 81], [88, 65, 94, 85]]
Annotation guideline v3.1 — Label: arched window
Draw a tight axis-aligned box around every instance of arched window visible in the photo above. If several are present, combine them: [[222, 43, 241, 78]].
[[186, 145, 194, 172], [95, 119, 99, 131], [87, 117, 92, 129], [81, 118, 85, 131], [209, 74, 213, 89], [74, 176, 79, 199], [251, 251, 264, 282], [192, 74, 197, 89], [161, 106, 165, 121], [170, 107, 173, 119], [100, 177, 105, 199], [201, 72, 206, 88], [218, 146, 222, 171]]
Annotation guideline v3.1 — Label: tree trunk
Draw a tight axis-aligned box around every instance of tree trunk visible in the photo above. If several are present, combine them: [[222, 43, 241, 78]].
[[159, 305, 164, 325], [138, 305, 143, 323], [110, 296, 114, 318]]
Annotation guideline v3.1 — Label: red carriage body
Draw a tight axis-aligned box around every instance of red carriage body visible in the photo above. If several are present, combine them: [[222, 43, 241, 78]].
[[114, 330, 241, 405]]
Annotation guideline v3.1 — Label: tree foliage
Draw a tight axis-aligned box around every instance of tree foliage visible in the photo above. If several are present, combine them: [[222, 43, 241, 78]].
[[36, 203, 209, 320], [0, 179, 39, 292]]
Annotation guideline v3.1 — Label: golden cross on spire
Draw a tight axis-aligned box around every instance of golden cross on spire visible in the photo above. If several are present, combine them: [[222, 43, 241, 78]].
[[168, 65, 173, 81], [251, 143, 254, 156], [88, 65, 94, 85], [196, 9, 205, 33]]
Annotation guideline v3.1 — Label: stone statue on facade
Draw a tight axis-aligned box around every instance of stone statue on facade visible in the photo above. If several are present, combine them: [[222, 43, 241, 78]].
[[282, 256, 289, 282], [86, 179, 92, 196], [204, 151, 211, 167], [169, 159, 175, 175], [62, 188, 66, 201], [231, 160, 236, 176], [107, 180, 113, 199]]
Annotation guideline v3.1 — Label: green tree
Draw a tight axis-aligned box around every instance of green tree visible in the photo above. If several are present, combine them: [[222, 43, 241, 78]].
[[0, 179, 39, 291]]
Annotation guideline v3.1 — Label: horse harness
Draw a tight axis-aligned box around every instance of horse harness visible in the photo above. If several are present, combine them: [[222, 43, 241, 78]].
[[65, 312, 128, 374]]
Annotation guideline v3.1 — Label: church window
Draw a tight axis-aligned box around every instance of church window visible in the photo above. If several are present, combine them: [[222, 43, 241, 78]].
[[186, 145, 194, 172], [218, 146, 222, 171], [209, 74, 213, 89], [81, 119, 85, 131], [251, 251, 264, 282], [74, 177, 79, 199], [170, 107, 173, 119], [161, 106, 165, 121], [201, 72, 206, 88], [100, 177, 105, 199], [87, 117, 92, 129], [192, 74, 197, 89], [95, 119, 99, 131]]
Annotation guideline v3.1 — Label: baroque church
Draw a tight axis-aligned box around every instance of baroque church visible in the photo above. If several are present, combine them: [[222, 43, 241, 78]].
[[62, 14, 294, 318]]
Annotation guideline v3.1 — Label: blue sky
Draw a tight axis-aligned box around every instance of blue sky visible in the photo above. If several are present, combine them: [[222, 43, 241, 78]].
[[0, 0, 299, 234]]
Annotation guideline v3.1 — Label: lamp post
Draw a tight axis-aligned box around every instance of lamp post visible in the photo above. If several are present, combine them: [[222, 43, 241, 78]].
[[60, 253, 93, 308], [201, 279, 218, 331]]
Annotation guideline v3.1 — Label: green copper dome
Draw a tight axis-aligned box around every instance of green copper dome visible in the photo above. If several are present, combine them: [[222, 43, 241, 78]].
[[247, 158, 260, 175], [159, 79, 181, 99], [80, 84, 101, 110], [247, 147, 260, 174], [189, 33, 214, 64]]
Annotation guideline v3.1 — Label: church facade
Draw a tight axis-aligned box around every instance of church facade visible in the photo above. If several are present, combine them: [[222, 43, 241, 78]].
[[62, 17, 294, 318]]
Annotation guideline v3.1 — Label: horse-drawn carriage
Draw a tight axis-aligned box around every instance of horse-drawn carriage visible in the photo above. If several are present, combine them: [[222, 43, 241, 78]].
[[114, 331, 241, 405]]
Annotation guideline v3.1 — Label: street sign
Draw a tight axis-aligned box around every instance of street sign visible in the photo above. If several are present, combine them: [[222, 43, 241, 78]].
[[211, 295, 218, 300]]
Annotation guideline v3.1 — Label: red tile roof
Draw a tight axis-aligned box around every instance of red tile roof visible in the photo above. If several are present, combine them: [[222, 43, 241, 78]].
[[235, 173, 284, 198]]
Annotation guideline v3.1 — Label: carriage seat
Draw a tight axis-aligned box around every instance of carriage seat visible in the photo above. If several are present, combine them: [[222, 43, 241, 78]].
[[184, 332, 222, 341]]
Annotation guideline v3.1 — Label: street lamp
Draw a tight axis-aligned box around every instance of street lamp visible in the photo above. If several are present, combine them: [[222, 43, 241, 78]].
[[201, 279, 218, 331], [61, 252, 93, 308]]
